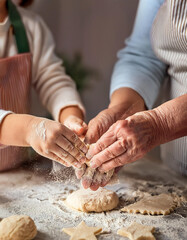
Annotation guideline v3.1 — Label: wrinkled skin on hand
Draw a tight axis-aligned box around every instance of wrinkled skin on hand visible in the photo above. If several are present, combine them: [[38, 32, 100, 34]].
[[87, 111, 162, 172], [78, 101, 145, 190], [75, 164, 114, 191], [85, 102, 144, 144]]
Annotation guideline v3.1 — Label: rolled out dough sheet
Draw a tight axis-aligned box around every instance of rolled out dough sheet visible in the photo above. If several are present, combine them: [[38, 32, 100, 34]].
[[121, 193, 178, 215]]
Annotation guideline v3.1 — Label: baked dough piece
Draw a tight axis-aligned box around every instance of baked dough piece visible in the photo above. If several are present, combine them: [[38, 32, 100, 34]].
[[62, 221, 102, 240], [0, 215, 37, 240], [117, 222, 155, 240], [121, 193, 177, 215], [65, 188, 119, 212]]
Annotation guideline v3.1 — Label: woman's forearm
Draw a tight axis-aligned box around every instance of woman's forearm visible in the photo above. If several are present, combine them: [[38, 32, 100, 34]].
[[59, 106, 84, 124], [109, 87, 145, 108], [109, 87, 144, 107], [151, 94, 187, 144], [109, 88, 146, 121]]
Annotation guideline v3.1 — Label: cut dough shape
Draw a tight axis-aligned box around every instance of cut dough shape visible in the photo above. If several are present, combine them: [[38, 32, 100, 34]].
[[65, 188, 119, 212], [117, 222, 155, 240], [121, 193, 177, 215], [62, 221, 102, 240], [0, 215, 37, 240]]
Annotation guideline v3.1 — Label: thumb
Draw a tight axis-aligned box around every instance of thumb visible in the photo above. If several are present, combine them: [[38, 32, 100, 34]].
[[84, 119, 102, 144], [72, 121, 87, 136], [64, 116, 87, 136]]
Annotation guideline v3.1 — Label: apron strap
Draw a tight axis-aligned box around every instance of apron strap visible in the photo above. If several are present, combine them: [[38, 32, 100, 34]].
[[7, 0, 30, 53]]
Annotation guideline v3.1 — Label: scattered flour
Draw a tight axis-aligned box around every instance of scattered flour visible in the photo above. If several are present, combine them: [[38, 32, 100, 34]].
[[0, 159, 186, 240]]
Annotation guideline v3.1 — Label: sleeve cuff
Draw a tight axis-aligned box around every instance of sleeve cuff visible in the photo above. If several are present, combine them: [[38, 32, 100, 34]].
[[110, 72, 161, 109], [0, 110, 13, 124]]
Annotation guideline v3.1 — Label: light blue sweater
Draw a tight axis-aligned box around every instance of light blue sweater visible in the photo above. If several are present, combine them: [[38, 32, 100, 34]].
[[110, 0, 167, 109]]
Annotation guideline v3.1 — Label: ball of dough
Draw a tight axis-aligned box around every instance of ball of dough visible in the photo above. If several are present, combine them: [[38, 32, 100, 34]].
[[0, 215, 37, 240], [65, 188, 119, 212]]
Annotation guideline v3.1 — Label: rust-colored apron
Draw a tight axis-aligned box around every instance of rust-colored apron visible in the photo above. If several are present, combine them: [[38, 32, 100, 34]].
[[0, 0, 32, 171]]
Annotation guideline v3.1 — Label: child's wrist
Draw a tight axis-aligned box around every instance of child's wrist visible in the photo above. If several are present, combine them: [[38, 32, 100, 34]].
[[25, 116, 46, 145], [0, 114, 37, 146], [59, 106, 84, 124]]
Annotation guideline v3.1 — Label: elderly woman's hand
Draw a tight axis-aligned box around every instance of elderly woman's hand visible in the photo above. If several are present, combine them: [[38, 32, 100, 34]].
[[85, 88, 146, 144], [84, 104, 127, 144], [85, 102, 145, 144], [87, 110, 163, 172]]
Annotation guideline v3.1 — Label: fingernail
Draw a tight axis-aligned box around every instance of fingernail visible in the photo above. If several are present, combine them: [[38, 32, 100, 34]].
[[90, 161, 97, 169]]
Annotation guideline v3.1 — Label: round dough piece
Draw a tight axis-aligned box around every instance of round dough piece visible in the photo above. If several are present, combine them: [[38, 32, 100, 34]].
[[0, 215, 37, 240], [65, 188, 119, 212]]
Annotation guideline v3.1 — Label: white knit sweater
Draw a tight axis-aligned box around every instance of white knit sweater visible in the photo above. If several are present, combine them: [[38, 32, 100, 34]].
[[0, 6, 84, 122]]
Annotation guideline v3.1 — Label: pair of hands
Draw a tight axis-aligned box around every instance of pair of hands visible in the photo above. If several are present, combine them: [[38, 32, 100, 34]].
[[65, 114, 116, 190], [86, 110, 160, 173], [27, 99, 161, 191], [73, 103, 134, 190], [25, 103, 130, 190], [26, 113, 113, 190], [75, 101, 150, 191], [78, 111, 164, 190]]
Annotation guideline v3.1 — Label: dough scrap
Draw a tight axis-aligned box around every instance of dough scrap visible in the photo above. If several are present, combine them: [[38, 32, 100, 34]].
[[0, 215, 37, 240], [121, 193, 177, 215], [62, 221, 102, 240], [117, 222, 155, 240], [65, 188, 119, 212]]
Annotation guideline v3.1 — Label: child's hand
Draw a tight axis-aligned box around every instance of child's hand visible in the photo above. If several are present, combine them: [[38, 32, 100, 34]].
[[64, 115, 88, 137], [26, 117, 87, 168]]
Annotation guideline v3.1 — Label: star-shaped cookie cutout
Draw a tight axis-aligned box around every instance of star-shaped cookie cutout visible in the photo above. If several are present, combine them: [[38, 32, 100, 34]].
[[117, 222, 155, 240], [62, 221, 102, 240]]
